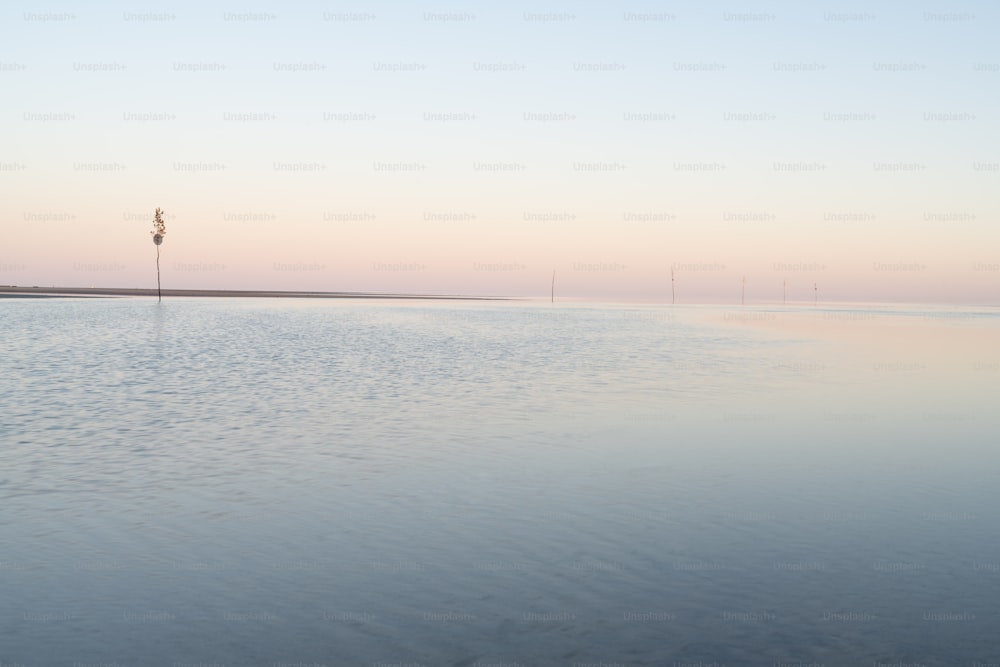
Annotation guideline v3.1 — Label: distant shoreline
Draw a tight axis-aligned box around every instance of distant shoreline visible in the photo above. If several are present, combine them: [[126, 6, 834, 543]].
[[0, 286, 509, 300]]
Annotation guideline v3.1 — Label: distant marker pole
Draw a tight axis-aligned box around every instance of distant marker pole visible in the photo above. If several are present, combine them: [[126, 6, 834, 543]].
[[151, 207, 166, 302], [551, 270, 555, 303]]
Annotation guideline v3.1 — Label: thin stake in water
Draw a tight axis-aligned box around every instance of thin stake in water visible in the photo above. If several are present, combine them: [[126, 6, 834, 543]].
[[151, 207, 166, 302]]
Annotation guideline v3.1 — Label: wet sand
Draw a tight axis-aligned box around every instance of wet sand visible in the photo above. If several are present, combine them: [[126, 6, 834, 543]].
[[0, 286, 508, 300]]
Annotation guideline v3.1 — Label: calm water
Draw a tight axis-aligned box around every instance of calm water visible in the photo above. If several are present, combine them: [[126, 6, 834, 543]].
[[2, 298, 999, 666]]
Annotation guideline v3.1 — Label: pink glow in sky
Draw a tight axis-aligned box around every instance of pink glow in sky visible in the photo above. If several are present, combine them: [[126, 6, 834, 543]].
[[2, 4, 997, 303]]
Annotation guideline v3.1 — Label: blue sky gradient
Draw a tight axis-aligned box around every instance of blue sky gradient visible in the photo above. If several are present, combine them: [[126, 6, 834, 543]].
[[1, 1, 997, 301]]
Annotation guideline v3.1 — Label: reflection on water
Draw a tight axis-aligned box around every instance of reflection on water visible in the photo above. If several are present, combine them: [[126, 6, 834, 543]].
[[1, 298, 998, 665]]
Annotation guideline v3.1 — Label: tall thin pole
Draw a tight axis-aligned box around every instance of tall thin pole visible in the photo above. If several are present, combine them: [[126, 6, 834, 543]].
[[156, 245, 161, 302], [551, 270, 555, 303], [151, 207, 166, 302]]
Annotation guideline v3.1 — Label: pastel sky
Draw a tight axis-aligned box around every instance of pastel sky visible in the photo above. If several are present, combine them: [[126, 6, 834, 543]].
[[1, 0, 997, 302]]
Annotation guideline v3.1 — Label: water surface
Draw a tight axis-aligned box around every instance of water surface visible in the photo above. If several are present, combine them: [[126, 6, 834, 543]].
[[2, 298, 998, 666]]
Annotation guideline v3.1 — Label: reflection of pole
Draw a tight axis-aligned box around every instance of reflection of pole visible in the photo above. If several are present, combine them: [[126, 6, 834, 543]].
[[156, 244, 161, 302]]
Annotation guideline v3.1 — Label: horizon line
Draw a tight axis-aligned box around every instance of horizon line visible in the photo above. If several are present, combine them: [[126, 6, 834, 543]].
[[1, 285, 996, 308]]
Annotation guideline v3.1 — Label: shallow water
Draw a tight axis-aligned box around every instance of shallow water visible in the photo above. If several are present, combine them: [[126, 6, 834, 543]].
[[2, 298, 998, 666]]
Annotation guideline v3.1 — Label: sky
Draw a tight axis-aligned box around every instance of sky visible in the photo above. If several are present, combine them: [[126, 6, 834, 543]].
[[1, 0, 997, 302]]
